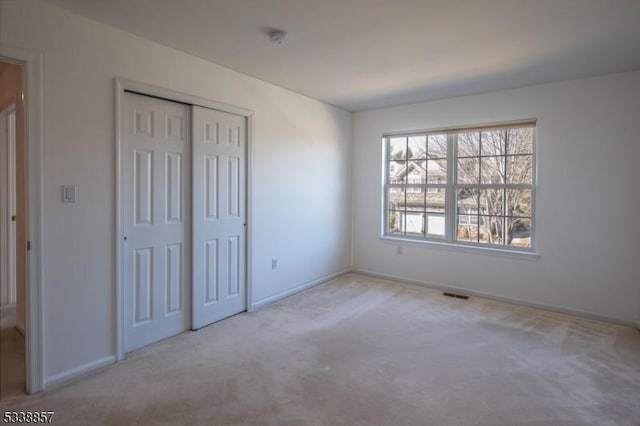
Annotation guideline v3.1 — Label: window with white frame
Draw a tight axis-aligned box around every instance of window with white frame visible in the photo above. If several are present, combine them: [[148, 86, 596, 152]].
[[383, 122, 535, 251]]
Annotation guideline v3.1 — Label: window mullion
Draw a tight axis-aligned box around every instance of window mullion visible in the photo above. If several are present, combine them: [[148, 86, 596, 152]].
[[503, 129, 508, 245], [446, 133, 456, 243], [477, 132, 482, 243]]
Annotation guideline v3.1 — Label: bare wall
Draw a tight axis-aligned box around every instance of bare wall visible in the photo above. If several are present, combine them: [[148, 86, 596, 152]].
[[0, 0, 352, 384], [353, 71, 640, 325]]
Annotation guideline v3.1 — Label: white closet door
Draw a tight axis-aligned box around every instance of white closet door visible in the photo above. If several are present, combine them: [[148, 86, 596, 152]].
[[192, 106, 247, 329], [123, 92, 191, 352]]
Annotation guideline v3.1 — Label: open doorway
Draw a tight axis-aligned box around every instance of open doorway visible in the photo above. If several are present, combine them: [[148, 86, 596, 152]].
[[0, 59, 26, 399]]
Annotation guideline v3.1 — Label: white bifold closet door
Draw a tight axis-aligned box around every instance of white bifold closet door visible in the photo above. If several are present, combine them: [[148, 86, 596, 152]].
[[123, 93, 191, 353], [123, 93, 247, 353], [191, 106, 247, 330]]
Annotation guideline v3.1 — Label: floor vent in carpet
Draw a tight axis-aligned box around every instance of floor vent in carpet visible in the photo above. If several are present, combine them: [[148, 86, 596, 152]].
[[443, 292, 469, 300]]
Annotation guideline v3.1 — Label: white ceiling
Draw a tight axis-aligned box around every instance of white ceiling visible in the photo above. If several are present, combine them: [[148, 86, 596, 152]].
[[43, 0, 640, 111]]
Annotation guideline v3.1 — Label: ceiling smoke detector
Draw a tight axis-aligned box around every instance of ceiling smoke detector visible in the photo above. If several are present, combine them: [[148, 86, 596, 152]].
[[268, 29, 286, 44]]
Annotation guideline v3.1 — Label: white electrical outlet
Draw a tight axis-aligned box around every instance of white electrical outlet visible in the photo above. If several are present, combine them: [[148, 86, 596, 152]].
[[271, 258, 278, 270]]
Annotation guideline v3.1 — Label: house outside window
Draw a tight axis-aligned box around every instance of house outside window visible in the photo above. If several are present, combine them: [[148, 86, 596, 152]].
[[383, 122, 536, 252]]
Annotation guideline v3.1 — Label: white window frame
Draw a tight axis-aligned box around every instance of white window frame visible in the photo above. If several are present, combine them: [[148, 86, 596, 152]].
[[382, 120, 537, 254]]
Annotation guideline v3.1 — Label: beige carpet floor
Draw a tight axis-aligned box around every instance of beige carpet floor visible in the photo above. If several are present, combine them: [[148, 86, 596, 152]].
[[0, 305, 25, 400], [1, 273, 639, 425]]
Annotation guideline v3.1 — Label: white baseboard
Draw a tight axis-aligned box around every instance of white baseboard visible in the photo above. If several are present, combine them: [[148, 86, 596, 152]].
[[353, 268, 637, 328], [43, 355, 116, 391], [252, 268, 351, 310]]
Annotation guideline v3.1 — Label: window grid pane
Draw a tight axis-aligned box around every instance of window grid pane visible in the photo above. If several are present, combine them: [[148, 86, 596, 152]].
[[384, 123, 535, 251]]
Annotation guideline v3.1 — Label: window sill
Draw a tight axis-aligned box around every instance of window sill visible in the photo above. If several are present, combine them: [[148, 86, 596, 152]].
[[379, 235, 540, 260]]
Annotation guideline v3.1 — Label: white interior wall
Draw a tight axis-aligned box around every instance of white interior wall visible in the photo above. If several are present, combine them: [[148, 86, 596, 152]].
[[1, 0, 352, 385], [353, 71, 640, 325]]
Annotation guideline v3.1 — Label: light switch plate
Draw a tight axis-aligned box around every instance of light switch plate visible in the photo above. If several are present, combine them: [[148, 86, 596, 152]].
[[62, 185, 76, 203]]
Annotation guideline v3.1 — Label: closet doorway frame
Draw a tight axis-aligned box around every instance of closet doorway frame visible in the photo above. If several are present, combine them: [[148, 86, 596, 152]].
[[114, 78, 254, 361]]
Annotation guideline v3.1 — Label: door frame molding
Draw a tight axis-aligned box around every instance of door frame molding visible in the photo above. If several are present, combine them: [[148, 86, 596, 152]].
[[114, 78, 254, 361], [1, 103, 17, 308], [0, 45, 45, 394]]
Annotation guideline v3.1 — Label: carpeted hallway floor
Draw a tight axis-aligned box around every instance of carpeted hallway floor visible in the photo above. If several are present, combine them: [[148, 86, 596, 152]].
[[0, 305, 25, 400], [1, 273, 639, 425]]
